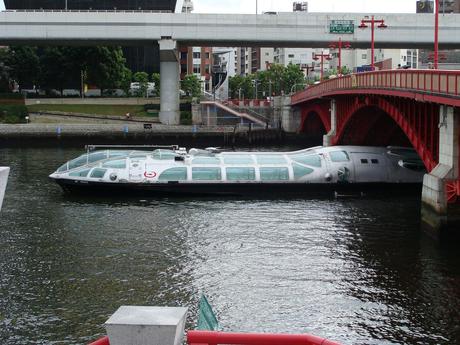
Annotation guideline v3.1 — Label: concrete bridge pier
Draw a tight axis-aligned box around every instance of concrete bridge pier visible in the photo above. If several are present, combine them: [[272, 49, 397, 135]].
[[323, 99, 336, 147], [422, 106, 460, 236], [158, 38, 180, 125]]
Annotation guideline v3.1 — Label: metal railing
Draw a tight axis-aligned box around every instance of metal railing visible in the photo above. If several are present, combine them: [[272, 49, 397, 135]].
[[292, 69, 460, 104]]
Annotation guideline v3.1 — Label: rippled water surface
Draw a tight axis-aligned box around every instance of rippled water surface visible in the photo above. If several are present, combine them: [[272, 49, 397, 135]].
[[1, 148, 459, 345]]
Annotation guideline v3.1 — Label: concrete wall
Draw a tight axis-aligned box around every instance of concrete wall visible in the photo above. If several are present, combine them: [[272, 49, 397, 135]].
[[25, 98, 160, 106]]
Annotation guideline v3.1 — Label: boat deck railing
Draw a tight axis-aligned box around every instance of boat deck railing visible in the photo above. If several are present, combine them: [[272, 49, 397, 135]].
[[85, 144, 179, 153]]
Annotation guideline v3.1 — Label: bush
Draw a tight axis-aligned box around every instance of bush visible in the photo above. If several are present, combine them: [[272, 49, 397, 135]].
[[180, 111, 192, 125], [0, 105, 28, 123]]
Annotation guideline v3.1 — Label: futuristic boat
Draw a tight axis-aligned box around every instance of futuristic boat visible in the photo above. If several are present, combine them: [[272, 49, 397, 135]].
[[49, 145, 426, 196]]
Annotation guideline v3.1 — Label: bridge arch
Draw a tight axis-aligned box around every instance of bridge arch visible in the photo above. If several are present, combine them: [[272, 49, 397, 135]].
[[299, 103, 330, 136], [333, 96, 439, 171]]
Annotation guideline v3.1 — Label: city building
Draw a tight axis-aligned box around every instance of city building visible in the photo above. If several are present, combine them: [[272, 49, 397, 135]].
[[178, 0, 213, 92], [4, 0, 183, 74]]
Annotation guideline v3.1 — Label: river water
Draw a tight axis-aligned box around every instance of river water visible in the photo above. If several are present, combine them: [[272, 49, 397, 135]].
[[0, 147, 459, 345]]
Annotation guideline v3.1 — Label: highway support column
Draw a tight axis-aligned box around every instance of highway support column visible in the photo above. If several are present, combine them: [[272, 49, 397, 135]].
[[422, 105, 460, 236], [323, 99, 336, 146], [158, 38, 180, 125]]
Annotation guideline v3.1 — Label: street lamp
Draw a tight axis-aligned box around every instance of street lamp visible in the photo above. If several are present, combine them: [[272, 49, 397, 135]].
[[359, 16, 388, 71], [434, 0, 439, 69], [313, 51, 332, 81], [329, 37, 351, 75]]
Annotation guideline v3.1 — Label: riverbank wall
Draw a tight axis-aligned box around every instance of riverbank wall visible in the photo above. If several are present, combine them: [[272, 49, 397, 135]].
[[0, 123, 315, 148]]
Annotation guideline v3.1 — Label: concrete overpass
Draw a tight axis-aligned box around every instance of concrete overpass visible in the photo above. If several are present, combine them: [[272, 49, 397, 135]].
[[1, 11, 460, 48], [2, 10, 460, 124]]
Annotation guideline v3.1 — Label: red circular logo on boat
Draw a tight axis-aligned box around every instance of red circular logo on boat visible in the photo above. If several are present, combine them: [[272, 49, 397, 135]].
[[144, 171, 157, 178]]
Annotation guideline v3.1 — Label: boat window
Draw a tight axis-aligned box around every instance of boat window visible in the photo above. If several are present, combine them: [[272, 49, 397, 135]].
[[292, 163, 314, 179], [102, 159, 127, 169], [68, 155, 89, 170], [152, 149, 178, 160], [90, 168, 107, 178], [226, 167, 256, 181], [329, 151, 350, 162], [69, 168, 91, 177], [108, 151, 129, 158], [159, 167, 188, 181], [260, 167, 289, 181], [88, 151, 108, 163], [371, 159, 379, 164], [256, 155, 287, 165], [290, 154, 322, 167], [192, 157, 221, 165], [129, 152, 149, 158], [222, 155, 254, 164], [192, 167, 222, 180], [57, 163, 69, 172], [361, 159, 369, 164]]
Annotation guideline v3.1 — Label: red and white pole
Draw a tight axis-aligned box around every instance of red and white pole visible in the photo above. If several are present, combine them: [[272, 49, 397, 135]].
[[371, 16, 375, 70], [434, 0, 439, 69], [338, 37, 342, 74]]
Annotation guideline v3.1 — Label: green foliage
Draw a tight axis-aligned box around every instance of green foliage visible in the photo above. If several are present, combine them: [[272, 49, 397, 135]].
[[0, 104, 28, 123], [283, 63, 306, 93], [340, 66, 351, 75], [181, 74, 201, 97], [4, 46, 40, 91], [133, 71, 149, 97], [229, 75, 253, 99], [0, 49, 12, 92], [0, 93, 24, 99], [119, 67, 132, 97], [1, 45, 130, 95], [85, 47, 128, 93], [228, 63, 307, 98], [180, 111, 192, 125], [151, 73, 160, 96]]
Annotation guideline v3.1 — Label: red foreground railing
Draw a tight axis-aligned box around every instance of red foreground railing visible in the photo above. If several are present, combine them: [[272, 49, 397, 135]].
[[89, 331, 341, 345], [292, 69, 460, 105], [187, 330, 341, 345], [88, 336, 109, 345]]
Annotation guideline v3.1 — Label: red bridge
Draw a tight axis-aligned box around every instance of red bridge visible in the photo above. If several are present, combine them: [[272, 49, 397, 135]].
[[291, 70, 460, 233]]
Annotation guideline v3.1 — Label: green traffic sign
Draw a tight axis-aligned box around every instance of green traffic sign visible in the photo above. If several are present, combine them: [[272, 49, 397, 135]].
[[329, 20, 355, 34]]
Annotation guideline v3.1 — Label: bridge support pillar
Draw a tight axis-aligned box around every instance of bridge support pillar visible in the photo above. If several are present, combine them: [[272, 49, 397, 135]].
[[275, 96, 299, 132], [422, 105, 460, 236], [323, 99, 336, 146], [158, 39, 180, 125]]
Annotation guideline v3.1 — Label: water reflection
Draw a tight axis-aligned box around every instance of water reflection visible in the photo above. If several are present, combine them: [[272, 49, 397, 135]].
[[0, 148, 459, 344]]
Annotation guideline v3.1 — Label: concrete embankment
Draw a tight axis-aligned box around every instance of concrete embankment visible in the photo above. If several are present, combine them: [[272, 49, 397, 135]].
[[0, 123, 289, 147]]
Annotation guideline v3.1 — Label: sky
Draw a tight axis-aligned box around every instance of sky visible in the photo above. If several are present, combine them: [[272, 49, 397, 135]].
[[0, 0, 416, 13]]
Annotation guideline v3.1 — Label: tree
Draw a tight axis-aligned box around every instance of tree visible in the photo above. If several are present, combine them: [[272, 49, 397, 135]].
[[229, 74, 253, 99], [84, 46, 128, 94], [181, 74, 201, 97], [133, 71, 149, 97], [283, 63, 306, 94], [5, 46, 40, 91], [39, 47, 69, 95], [119, 67, 132, 97], [0, 49, 12, 92], [151, 73, 160, 96]]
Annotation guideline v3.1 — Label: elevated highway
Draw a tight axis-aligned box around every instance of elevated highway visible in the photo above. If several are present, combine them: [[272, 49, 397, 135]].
[[0, 11, 460, 48]]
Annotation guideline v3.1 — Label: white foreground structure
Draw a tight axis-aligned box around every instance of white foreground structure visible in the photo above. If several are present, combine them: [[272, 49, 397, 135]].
[[105, 306, 188, 345], [0, 167, 9, 211]]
